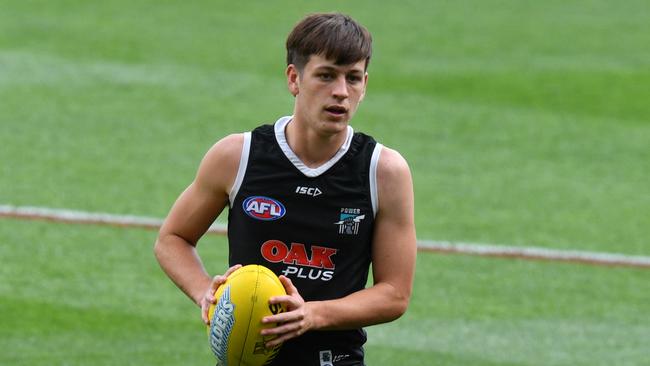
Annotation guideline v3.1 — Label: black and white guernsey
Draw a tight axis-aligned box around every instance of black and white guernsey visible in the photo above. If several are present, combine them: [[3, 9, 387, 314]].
[[226, 116, 382, 366]]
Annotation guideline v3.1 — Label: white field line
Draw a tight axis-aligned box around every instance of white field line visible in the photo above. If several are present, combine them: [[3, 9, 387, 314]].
[[1, 204, 649, 269], [0, 204, 227, 235]]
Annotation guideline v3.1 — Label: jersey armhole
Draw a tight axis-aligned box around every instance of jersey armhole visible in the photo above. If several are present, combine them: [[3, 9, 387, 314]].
[[228, 131, 251, 207], [369, 143, 383, 217]]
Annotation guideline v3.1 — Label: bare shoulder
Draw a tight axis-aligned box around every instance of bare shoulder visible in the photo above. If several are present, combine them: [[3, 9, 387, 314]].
[[203, 133, 245, 164], [375, 146, 414, 217], [377, 146, 412, 185], [196, 133, 246, 194]]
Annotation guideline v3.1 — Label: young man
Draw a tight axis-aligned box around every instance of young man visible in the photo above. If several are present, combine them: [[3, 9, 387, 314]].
[[154, 13, 416, 365]]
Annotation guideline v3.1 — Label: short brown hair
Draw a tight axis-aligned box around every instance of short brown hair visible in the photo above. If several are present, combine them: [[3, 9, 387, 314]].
[[286, 13, 372, 72]]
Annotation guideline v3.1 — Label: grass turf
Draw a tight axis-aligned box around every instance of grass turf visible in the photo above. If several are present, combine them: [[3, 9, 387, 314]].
[[1, 1, 649, 365], [1, 220, 648, 365]]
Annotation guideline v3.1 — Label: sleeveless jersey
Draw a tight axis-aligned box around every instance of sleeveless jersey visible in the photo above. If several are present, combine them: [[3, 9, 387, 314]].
[[227, 116, 383, 365]]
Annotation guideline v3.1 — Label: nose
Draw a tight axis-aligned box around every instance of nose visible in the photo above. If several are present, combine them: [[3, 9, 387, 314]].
[[332, 75, 349, 100]]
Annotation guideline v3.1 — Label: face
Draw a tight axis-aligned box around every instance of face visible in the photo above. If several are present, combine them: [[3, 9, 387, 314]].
[[287, 53, 368, 135]]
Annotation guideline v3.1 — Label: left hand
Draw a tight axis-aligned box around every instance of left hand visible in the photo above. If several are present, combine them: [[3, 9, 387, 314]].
[[201, 264, 242, 325], [260, 276, 314, 347]]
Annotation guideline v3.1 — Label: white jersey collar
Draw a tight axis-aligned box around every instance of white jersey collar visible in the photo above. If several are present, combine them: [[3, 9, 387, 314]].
[[274, 116, 354, 178]]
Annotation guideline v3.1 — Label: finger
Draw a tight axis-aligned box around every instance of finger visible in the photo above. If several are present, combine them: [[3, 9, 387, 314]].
[[266, 296, 303, 319], [208, 264, 243, 302], [265, 328, 303, 348], [267, 294, 294, 305], [262, 310, 299, 325], [278, 275, 298, 295], [202, 301, 210, 325], [261, 310, 304, 330], [209, 274, 227, 291], [224, 264, 243, 277], [202, 266, 243, 326], [207, 281, 222, 304], [211, 264, 243, 290], [261, 314, 303, 335]]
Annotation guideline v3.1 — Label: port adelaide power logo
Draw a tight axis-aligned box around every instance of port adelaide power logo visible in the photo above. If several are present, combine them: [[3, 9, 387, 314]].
[[334, 208, 365, 235], [243, 196, 286, 221]]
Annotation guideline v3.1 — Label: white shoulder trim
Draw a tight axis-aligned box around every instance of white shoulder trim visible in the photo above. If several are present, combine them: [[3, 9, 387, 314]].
[[275, 116, 354, 178], [370, 143, 383, 217], [228, 132, 251, 207]]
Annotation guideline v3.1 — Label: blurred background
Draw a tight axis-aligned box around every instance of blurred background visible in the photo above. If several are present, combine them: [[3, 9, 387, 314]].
[[1, 1, 648, 365]]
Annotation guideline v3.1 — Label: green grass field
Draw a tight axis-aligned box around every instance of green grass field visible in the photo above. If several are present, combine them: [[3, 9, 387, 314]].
[[1, 1, 649, 365]]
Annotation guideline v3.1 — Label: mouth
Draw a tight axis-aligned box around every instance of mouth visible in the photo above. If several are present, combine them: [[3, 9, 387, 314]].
[[324, 105, 348, 117]]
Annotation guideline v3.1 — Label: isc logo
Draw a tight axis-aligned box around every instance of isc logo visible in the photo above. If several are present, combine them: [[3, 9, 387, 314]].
[[295, 186, 322, 197], [243, 196, 286, 221]]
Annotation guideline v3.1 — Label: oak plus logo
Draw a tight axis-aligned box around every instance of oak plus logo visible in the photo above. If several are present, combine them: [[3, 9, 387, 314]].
[[243, 196, 286, 221], [261, 240, 337, 281]]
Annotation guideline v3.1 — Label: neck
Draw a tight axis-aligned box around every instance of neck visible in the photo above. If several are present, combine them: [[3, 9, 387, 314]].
[[285, 118, 349, 168]]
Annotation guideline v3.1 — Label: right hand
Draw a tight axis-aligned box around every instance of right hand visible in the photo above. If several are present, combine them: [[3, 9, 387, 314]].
[[200, 264, 242, 325]]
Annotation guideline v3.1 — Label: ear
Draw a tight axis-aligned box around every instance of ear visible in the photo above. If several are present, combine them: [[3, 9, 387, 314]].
[[286, 64, 300, 97], [358, 72, 369, 103]]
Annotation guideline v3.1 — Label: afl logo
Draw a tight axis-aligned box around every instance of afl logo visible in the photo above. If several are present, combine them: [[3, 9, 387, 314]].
[[243, 196, 286, 221]]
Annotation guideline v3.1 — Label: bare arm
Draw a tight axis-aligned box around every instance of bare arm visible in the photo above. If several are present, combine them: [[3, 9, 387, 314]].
[[154, 134, 244, 317], [262, 147, 417, 344]]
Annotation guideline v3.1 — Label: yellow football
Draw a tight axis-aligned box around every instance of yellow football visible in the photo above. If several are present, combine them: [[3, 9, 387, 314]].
[[207, 265, 286, 366]]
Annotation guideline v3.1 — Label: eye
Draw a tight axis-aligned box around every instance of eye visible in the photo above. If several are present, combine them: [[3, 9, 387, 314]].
[[318, 73, 334, 81], [346, 74, 362, 84]]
